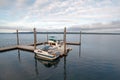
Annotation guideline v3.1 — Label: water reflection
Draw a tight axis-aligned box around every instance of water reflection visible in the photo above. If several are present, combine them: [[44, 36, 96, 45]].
[[36, 58, 60, 68], [79, 45, 81, 58], [34, 56, 60, 76], [17, 49, 21, 63], [64, 56, 67, 80], [34, 55, 67, 80], [16, 50, 67, 80], [35, 58, 39, 75]]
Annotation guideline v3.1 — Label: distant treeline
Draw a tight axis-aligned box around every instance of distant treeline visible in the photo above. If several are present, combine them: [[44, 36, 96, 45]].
[[15, 32, 120, 35], [16, 32, 80, 34], [1, 32, 120, 35]]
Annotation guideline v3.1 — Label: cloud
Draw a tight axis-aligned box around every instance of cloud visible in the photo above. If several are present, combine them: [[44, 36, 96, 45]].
[[0, 0, 7, 7], [33, 0, 120, 22], [0, 0, 10, 7], [16, 0, 26, 8], [67, 21, 120, 32], [0, 0, 120, 32], [1, 20, 120, 32], [0, 0, 16, 9]]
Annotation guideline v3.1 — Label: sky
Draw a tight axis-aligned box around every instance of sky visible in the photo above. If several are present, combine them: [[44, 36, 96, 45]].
[[0, 0, 120, 32]]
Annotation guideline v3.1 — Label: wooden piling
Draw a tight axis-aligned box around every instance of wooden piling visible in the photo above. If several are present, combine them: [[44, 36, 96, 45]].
[[34, 28, 37, 50], [47, 32, 48, 42], [64, 27, 66, 55], [16, 29, 19, 45]]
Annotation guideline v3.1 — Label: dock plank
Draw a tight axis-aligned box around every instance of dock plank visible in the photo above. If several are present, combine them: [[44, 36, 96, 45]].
[[17, 45, 34, 52], [0, 46, 17, 52], [0, 45, 35, 52]]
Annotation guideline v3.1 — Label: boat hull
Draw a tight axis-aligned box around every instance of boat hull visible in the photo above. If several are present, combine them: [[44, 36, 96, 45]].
[[34, 49, 59, 61]]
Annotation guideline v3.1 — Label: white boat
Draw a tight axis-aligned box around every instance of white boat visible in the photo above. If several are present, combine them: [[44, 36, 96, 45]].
[[34, 46, 60, 61], [34, 36, 72, 61]]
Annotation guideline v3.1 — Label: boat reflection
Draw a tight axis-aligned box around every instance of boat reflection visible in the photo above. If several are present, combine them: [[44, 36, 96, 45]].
[[35, 57, 60, 68]]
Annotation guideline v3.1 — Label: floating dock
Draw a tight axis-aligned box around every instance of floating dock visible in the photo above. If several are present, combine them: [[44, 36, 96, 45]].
[[0, 45, 34, 52], [0, 42, 80, 52], [0, 46, 17, 52], [17, 45, 34, 52]]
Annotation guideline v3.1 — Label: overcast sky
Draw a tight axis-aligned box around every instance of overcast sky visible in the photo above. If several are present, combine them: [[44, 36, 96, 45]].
[[0, 0, 120, 32]]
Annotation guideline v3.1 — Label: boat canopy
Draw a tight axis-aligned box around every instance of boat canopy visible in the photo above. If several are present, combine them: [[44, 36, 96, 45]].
[[49, 39, 56, 42], [49, 36, 57, 42]]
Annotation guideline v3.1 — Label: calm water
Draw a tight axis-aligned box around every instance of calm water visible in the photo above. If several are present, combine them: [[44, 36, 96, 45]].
[[0, 34, 120, 80]]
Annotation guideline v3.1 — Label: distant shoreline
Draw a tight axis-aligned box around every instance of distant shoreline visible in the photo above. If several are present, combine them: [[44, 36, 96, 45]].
[[0, 32, 120, 35]]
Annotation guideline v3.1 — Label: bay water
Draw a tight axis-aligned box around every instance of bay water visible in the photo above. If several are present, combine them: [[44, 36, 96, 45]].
[[0, 34, 120, 80]]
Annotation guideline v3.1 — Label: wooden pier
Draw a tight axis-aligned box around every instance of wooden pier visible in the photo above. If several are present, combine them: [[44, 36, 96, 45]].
[[0, 46, 17, 52], [0, 28, 81, 57], [0, 42, 80, 52], [17, 45, 34, 52], [0, 45, 34, 52]]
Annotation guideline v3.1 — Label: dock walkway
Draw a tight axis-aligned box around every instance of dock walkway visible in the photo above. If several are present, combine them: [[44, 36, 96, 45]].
[[0, 42, 80, 52], [0, 45, 34, 52], [17, 45, 34, 52], [0, 46, 17, 52]]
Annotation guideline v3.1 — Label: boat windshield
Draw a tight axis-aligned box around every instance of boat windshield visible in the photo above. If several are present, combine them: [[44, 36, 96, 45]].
[[42, 46, 51, 51], [42, 45, 58, 51]]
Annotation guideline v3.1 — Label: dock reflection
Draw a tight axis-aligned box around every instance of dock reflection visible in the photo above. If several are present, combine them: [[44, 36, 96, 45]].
[[64, 56, 67, 80], [79, 45, 81, 57], [35, 58, 39, 75], [17, 49, 21, 63], [16, 50, 67, 79], [34, 56, 67, 80]]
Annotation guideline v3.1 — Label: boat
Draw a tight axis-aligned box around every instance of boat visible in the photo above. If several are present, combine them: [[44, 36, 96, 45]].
[[34, 36, 72, 61], [34, 45, 60, 61]]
